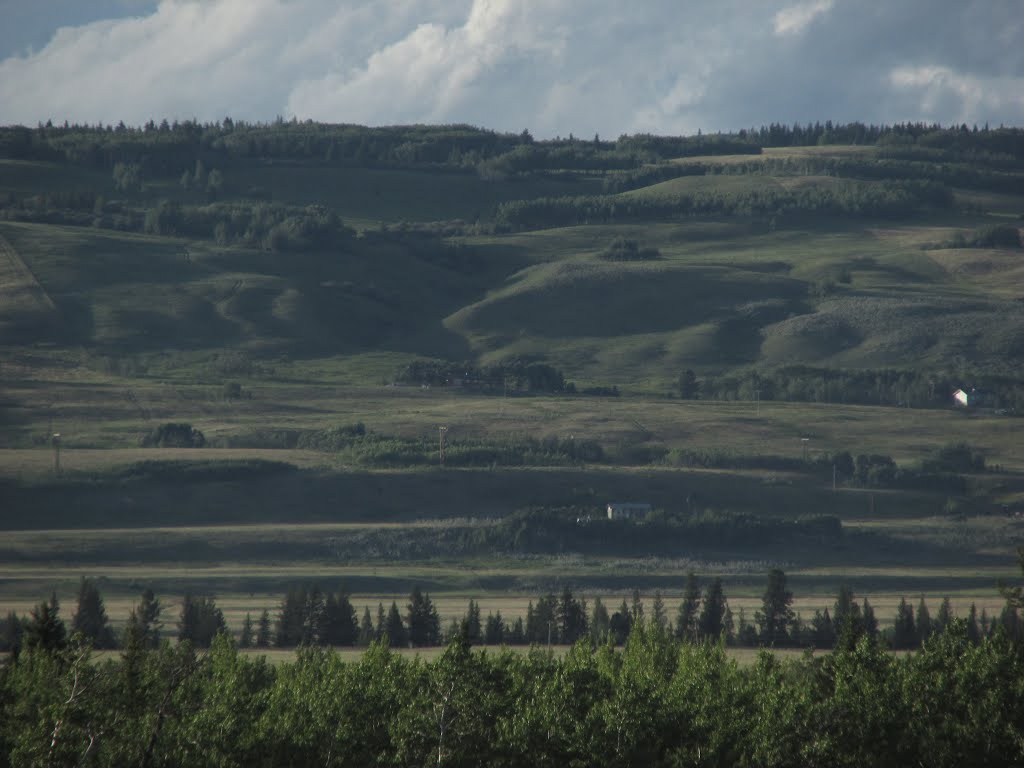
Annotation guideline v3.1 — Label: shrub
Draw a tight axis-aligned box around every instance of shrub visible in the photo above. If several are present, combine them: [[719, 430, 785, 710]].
[[599, 237, 661, 261], [140, 422, 206, 448]]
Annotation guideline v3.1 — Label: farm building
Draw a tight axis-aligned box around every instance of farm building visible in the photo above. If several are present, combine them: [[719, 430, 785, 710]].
[[607, 502, 652, 520], [953, 388, 984, 407]]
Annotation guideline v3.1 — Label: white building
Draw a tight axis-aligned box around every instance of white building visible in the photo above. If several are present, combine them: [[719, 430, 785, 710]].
[[606, 502, 652, 521]]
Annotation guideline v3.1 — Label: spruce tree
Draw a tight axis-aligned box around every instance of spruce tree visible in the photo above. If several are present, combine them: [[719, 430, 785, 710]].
[[322, 589, 357, 646], [256, 609, 272, 648], [358, 607, 375, 646], [966, 603, 981, 645], [375, 602, 387, 641], [178, 594, 225, 648], [998, 600, 1021, 642], [811, 609, 835, 649], [935, 596, 954, 635], [756, 569, 794, 647], [239, 613, 254, 648], [916, 596, 933, 644], [72, 577, 116, 649], [137, 588, 162, 648], [464, 600, 482, 644], [630, 589, 644, 623], [861, 598, 878, 641], [484, 612, 505, 645], [892, 597, 917, 649], [385, 601, 407, 647], [609, 599, 632, 645], [24, 593, 66, 653], [736, 608, 758, 647], [509, 616, 525, 645], [275, 587, 306, 647], [557, 588, 587, 644], [1, 611, 24, 657], [590, 596, 610, 644], [300, 586, 326, 645], [651, 591, 668, 634], [406, 588, 440, 647], [676, 572, 701, 641], [698, 579, 728, 641], [833, 586, 869, 651]]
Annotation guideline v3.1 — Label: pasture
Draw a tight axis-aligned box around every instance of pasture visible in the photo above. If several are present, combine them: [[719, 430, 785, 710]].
[[2, 131, 1023, 640]]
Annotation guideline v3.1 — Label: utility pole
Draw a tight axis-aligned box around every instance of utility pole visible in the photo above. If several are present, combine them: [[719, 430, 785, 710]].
[[438, 426, 448, 468], [52, 433, 61, 476], [801, 437, 809, 463]]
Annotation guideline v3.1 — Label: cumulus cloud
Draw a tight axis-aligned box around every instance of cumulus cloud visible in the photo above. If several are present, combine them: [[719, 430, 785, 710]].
[[1, 0, 1022, 136], [773, 0, 833, 37]]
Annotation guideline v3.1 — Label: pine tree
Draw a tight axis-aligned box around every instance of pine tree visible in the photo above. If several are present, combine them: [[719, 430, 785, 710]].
[[676, 572, 701, 641], [861, 598, 878, 641], [811, 609, 835, 649], [509, 616, 525, 645], [756, 569, 794, 647], [239, 613, 254, 648], [998, 599, 1021, 642], [530, 595, 558, 644], [385, 601, 407, 647], [590, 596, 610, 644], [935, 596, 954, 635], [275, 587, 307, 647], [24, 593, 67, 653], [916, 596, 933, 644], [406, 588, 441, 647], [256, 609, 272, 647], [698, 579, 728, 641], [1, 611, 24, 657], [178, 594, 225, 648], [464, 600, 482, 644], [609, 599, 632, 645], [892, 597, 916, 649], [72, 577, 117, 649], [833, 584, 861, 640], [651, 591, 668, 634], [484, 612, 505, 645], [966, 603, 981, 645], [300, 586, 326, 645], [322, 589, 358, 646], [137, 588, 162, 648], [358, 607, 375, 646], [630, 589, 645, 624], [375, 602, 387, 641], [557, 588, 588, 644], [736, 608, 757, 647]]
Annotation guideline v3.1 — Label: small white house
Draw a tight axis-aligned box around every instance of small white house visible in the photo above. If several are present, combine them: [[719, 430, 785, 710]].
[[607, 502, 652, 521], [954, 388, 983, 407]]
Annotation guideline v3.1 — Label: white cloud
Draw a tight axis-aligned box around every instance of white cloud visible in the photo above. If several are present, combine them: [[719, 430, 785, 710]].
[[773, 0, 834, 37], [0, 0, 1022, 136], [889, 65, 1024, 123]]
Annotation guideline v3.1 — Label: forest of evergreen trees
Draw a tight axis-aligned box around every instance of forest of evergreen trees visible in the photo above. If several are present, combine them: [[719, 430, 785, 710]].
[[4, 573, 1020, 657]]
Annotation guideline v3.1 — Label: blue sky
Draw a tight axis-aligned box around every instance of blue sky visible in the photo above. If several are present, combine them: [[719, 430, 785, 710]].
[[1, 0, 1021, 137]]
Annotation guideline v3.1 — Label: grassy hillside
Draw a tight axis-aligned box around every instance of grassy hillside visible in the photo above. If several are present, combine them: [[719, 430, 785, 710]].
[[1, 121, 1023, 615]]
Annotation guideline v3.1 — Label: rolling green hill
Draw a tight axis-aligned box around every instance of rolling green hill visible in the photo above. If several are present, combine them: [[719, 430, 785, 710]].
[[2, 123, 1022, 390], [2, 121, 1024, 607]]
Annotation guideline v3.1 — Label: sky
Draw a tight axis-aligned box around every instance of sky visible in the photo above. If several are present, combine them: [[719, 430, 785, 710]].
[[1, 0, 1022, 137]]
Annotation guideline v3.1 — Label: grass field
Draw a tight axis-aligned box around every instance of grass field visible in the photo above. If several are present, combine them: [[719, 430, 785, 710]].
[[2, 138, 1023, 637]]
